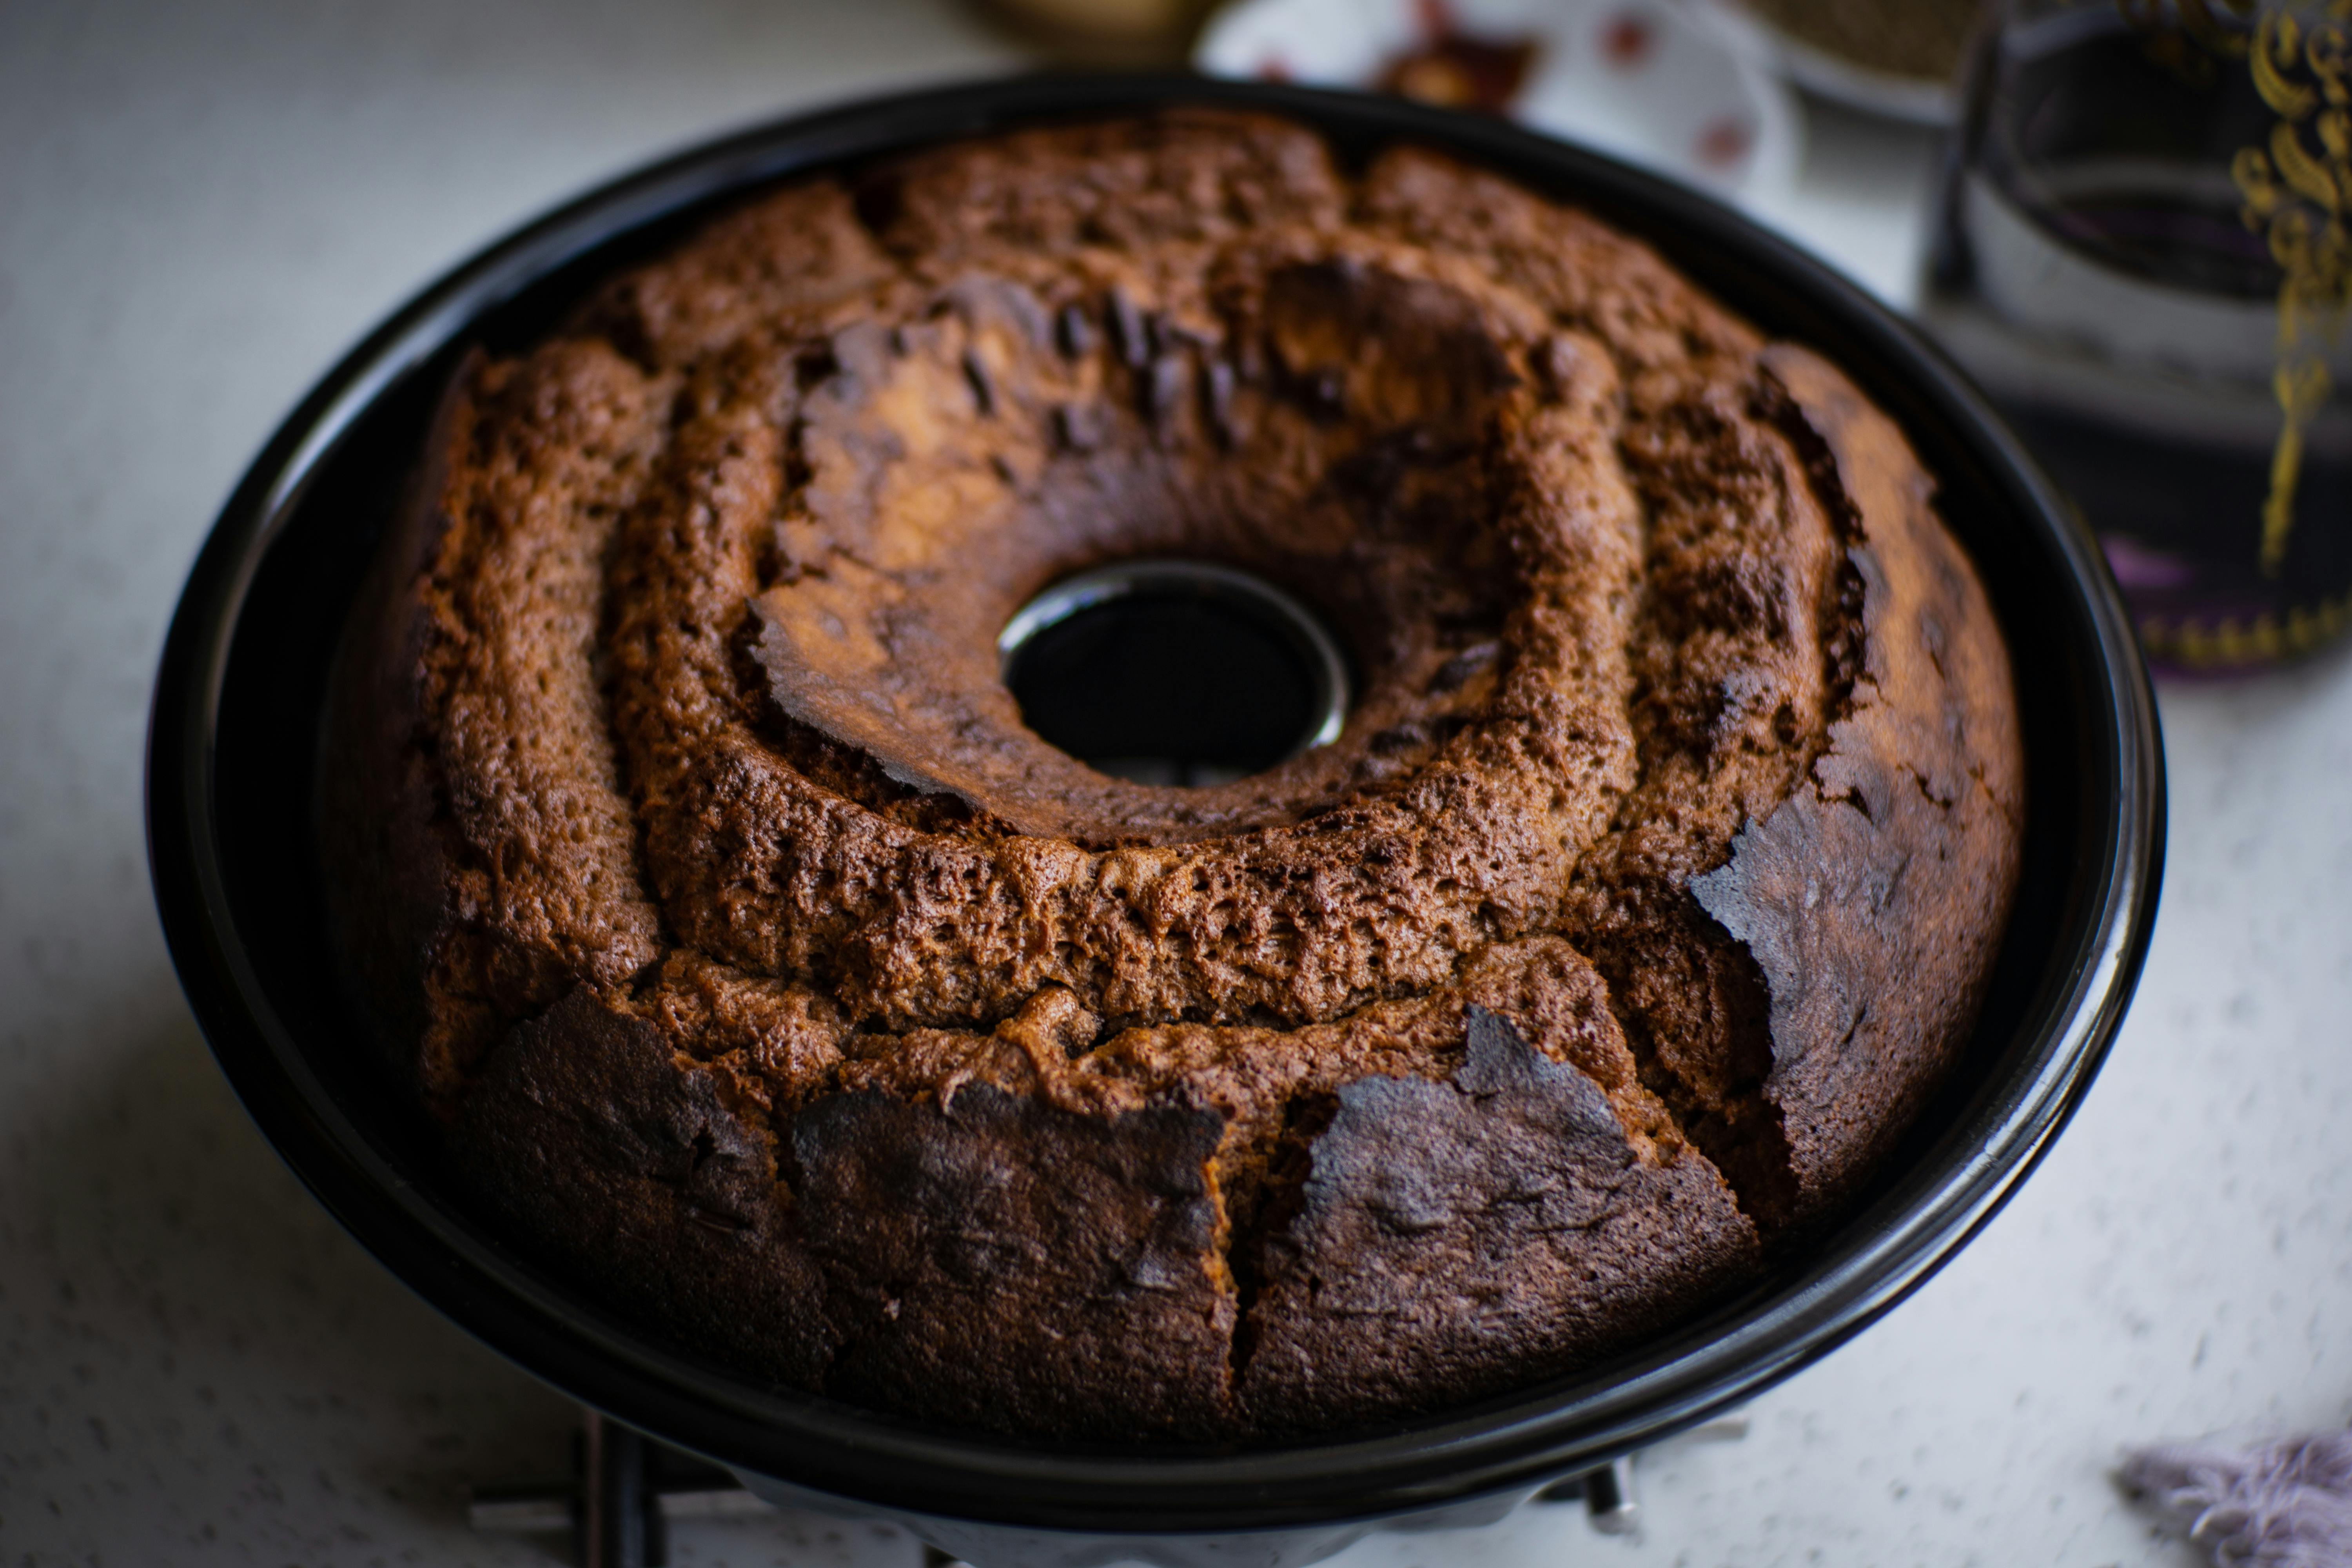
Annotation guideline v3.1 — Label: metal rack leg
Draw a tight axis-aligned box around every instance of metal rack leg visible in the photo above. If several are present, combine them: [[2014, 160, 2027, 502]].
[[579, 1410, 664, 1568]]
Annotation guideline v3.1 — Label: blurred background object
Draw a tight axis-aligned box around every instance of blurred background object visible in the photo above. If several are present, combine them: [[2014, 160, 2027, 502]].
[[1194, 0, 1970, 315], [1195, 0, 1803, 213], [1372, 0, 1540, 113], [1697, 0, 1980, 122], [980, 0, 1209, 65], [1742, 0, 1980, 81], [1923, 0, 2352, 671]]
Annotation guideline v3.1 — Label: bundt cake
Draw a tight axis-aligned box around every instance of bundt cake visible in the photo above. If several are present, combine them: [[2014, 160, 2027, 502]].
[[318, 109, 2024, 1441]]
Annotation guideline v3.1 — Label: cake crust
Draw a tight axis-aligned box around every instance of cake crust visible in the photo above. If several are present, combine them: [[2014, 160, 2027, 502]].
[[319, 110, 2024, 1441]]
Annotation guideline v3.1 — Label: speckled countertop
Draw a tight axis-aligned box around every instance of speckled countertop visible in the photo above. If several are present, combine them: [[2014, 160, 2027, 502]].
[[3, 4, 2347, 1565]]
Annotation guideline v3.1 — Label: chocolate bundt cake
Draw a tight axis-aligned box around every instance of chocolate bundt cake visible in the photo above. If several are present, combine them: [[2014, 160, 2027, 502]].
[[319, 110, 2024, 1442]]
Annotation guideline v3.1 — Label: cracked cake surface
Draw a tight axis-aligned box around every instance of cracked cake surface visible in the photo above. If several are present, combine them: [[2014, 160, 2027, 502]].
[[318, 109, 2024, 1442]]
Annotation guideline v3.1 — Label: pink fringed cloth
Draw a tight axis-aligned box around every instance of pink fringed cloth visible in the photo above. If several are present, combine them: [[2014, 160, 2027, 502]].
[[2121, 1430, 2352, 1567]]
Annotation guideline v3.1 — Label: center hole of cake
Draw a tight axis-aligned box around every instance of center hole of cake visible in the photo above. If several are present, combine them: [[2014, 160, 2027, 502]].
[[999, 561, 1350, 788]]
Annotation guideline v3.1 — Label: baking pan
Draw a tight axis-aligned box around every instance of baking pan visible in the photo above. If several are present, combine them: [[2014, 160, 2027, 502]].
[[147, 73, 2163, 1566]]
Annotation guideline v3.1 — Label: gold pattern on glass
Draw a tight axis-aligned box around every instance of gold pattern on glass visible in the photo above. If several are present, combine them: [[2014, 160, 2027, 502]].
[[2120, 1, 2352, 577], [2230, 4, 2352, 574], [2141, 581, 2352, 664]]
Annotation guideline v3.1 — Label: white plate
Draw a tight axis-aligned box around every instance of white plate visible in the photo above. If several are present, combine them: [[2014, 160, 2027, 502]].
[[1194, 0, 1802, 211]]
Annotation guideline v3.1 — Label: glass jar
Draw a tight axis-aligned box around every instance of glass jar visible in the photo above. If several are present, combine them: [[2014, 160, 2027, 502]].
[[1922, 0, 2352, 671]]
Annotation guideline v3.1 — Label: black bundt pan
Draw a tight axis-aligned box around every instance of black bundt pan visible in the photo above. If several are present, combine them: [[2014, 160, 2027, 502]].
[[148, 74, 2163, 1565]]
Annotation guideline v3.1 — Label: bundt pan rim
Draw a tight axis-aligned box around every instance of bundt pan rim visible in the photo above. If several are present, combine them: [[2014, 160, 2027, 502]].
[[147, 73, 2162, 1536]]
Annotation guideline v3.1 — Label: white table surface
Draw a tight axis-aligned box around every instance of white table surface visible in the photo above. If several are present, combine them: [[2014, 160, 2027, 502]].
[[4, 4, 2348, 1564]]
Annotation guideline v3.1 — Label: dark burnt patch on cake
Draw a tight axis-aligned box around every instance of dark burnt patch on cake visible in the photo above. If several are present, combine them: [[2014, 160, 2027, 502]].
[[1235, 1005, 1759, 1432], [454, 991, 838, 1387], [792, 1083, 1236, 1440], [320, 110, 2022, 1441]]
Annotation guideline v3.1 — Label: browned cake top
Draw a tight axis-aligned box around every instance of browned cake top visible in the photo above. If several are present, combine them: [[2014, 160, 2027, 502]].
[[322, 109, 2023, 1440]]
